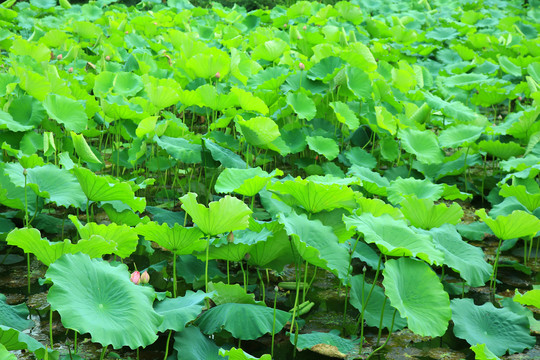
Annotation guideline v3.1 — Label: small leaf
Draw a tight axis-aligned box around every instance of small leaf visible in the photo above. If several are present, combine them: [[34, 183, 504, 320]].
[[71, 132, 101, 164], [306, 136, 339, 160], [286, 92, 316, 121]]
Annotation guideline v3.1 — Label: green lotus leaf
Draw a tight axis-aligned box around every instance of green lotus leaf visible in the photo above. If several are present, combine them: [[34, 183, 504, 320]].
[[444, 73, 489, 89], [293, 330, 360, 358], [42, 94, 87, 133], [423, 92, 479, 123], [475, 208, 540, 240], [251, 39, 289, 62], [399, 128, 444, 164], [513, 289, 540, 308], [70, 216, 138, 258], [307, 57, 344, 82], [498, 56, 521, 77], [154, 290, 210, 332], [2, 95, 45, 132], [269, 177, 356, 213], [426, 27, 458, 41], [499, 184, 540, 212], [0, 325, 58, 360], [180, 192, 252, 236], [329, 101, 359, 130], [0, 293, 33, 331], [0, 343, 16, 360], [347, 165, 388, 196], [344, 213, 444, 265], [400, 196, 463, 229], [416, 225, 492, 287], [383, 257, 451, 337], [355, 197, 403, 220], [6, 163, 86, 209], [204, 139, 247, 169], [0, 74, 18, 97], [47, 253, 162, 349], [237, 116, 280, 147], [220, 347, 271, 360], [387, 177, 444, 205], [73, 167, 146, 213], [215, 168, 282, 197], [350, 276, 407, 330], [102, 95, 146, 121], [438, 125, 484, 148], [154, 135, 202, 164], [306, 136, 339, 161], [144, 78, 181, 110], [528, 62, 540, 83], [343, 148, 377, 170], [346, 66, 371, 100], [451, 298, 535, 356], [6, 228, 116, 266], [208, 282, 263, 306], [286, 92, 316, 121], [248, 227, 293, 271], [230, 87, 268, 115], [196, 84, 238, 111], [94, 71, 143, 97], [197, 303, 289, 340], [71, 131, 101, 164], [471, 343, 500, 360], [247, 66, 289, 90], [478, 140, 524, 160], [279, 211, 350, 282], [174, 326, 220, 360], [135, 222, 205, 255], [340, 43, 377, 72]]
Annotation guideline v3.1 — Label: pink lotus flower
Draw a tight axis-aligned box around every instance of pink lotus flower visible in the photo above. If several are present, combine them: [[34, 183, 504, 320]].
[[299, 62, 305, 70], [140, 271, 150, 284], [130, 271, 140, 285]]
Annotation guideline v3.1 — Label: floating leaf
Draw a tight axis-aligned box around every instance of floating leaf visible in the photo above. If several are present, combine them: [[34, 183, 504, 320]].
[[293, 330, 360, 359], [399, 128, 444, 164], [197, 303, 290, 340], [383, 257, 451, 337], [343, 213, 444, 265], [400, 196, 463, 229], [451, 298, 535, 356], [47, 253, 163, 349], [180, 193, 252, 236]]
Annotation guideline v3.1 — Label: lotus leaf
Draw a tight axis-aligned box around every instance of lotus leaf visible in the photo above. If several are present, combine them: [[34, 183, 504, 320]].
[[471, 343, 500, 360], [513, 289, 540, 308], [204, 139, 247, 169], [306, 136, 339, 160], [383, 257, 451, 337], [0, 325, 58, 360], [208, 282, 263, 306], [499, 184, 540, 212], [154, 290, 210, 332], [237, 116, 280, 147], [400, 196, 463, 229], [42, 94, 87, 133], [173, 326, 220, 360], [387, 177, 444, 204], [219, 347, 271, 360], [214, 168, 282, 196], [47, 253, 163, 349], [476, 209, 540, 240], [438, 125, 484, 148], [347, 165, 389, 196], [0, 294, 33, 331], [154, 135, 202, 164], [451, 298, 535, 356], [399, 128, 444, 164], [286, 92, 316, 121], [136, 222, 205, 255]]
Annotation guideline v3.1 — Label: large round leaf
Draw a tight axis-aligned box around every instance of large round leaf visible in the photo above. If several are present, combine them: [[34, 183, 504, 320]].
[[451, 298, 535, 356], [154, 291, 209, 332], [47, 253, 163, 349], [237, 116, 280, 147], [286, 92, 316, 121], [136, 222, 206, 255], [306, 136, 339, 160], [196, 303, 290, 340], [293, 330, 360, 359], [400, 196, 463, 229], [42, 94, 88, 133], [438, 124, 484, 148], [174, 326, 219, 360], [214, 168, 282, 197], [382, 257, 451, 337], [387, 177, 444, 204], [476, 209, 540, 240], [399, 128, 444, 164]]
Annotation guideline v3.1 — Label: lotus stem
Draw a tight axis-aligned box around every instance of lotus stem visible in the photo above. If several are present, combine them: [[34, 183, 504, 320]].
[[163, 330, 172, 360], [205, 237, 210, 293], [343, 237, 361, 331], [375, 296, 387, 346], [99, 345, 107, 360], [271, 286, 278, 359], [239, 260, 247, 291], [74, 331, 77, 353], [49, 308, 53, 347], [226, 259, 230, 285], [357, 254, 383, 348], [489, 237, 503, 303], [257, 268, 265, 303], [291, 275, 301, 359], [24, 171, 31, 294], [366, 308, 397, 360], [302, 263, 309, 303]]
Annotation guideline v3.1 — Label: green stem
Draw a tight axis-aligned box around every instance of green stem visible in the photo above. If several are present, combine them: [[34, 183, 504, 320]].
[[489, 237, 503, 303], [302, 263, 309, 303], [226, 259, 230, 285], [74, 331, 77, 353], [366, 309, 397, 360], [240, 260, 247, 291], [205, 237, 210, 293], [375, 297, 387, 346], [49, 308, 53, 347], [100, 345, 108, 360], [163, 330, 172, 360], [271, 286, 278, 359], [257, 268, 265, 303], [357, 254, 383, 348], [172, 253, 177, 298], [343, 237, 361, 330]]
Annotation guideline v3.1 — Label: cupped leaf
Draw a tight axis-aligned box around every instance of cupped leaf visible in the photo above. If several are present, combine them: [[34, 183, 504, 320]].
[[180, 193, 252, 236], [383, 257, 451, 337], [197, 303, 290, 340], [214, 168, 282, 197], [136, 222, 205, 255], [286, 92, 316, 121], [47, 253, 163, 349], [475, 209, 540, 240], [348, 165, 388, 196], [306, 136, 339, 160], [6, 227, 116, 266], [251, 39, 289, 62], [415, 225, 492, 287], [269, 178, 356, 213], [478, 140, 524, 160], [513, 289, 540, 308], [42, 94, 87, 133], [237, 116, 280, 147], [154, 290, 210, 332], [499, 184, 540, 212], [73, 167, 146, 213], [400, 196, 463, 229], [399, 128, 444, 164], [343, 213, 444, 265], [349, 276, 407, 331], [70, 216, 138, 258], [451, 298, 535, 356], [279, 211, 351, 282], [387, 177, 444, 205]]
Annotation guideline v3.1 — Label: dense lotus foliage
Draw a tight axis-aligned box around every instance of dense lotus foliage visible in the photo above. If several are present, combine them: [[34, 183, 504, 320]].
[[0, 0, 539, 359]]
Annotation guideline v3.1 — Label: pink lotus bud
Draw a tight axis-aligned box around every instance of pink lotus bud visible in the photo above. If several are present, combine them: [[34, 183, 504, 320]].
[[518, 96, 523, 101], [23, 169, 28, 176], [125, 31, 129, 34], [215, 72, 221, 79], [105, 55, 111, 61], [297, 35, 301, 40], [299, 62, 305, 70], [130, 271, 140, 285], [140, 271, 150, 284], [284, 24, 287, 28], [57, 54, 63, 60], [153, 22, 157, 25], [68, 67, 73, 73], [227, 231, 234, 243], [303, 25, 307, 30]]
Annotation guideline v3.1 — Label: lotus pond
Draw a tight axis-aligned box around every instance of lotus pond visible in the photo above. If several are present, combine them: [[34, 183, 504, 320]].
[[0, 0, 539, 359]]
